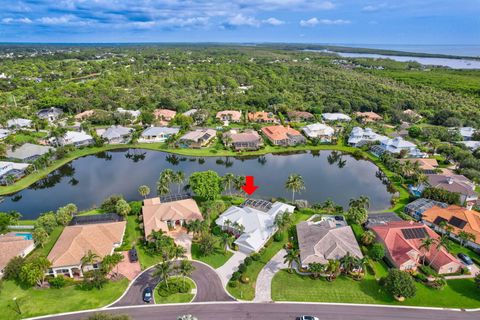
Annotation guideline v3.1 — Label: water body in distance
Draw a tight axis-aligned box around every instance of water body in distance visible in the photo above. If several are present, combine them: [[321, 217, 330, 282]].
[[0, 149, 394, 219]]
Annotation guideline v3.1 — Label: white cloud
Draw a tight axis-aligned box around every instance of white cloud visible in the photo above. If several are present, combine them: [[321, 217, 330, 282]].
[[1, 17, 32, 24], [362, 3, 387, 12], [227, 14, 260, 27], [263, 17, 284, 26], [300, 17, 350, 27]]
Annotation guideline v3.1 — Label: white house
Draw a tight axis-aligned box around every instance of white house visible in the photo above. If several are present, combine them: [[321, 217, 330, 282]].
[[0, 129, 10, 140], [116, 108, 141, 119], [0, 161, 29, 184], [100, 125, 133, 144], [322, 113, 351, 122], [138, 127, 180, 143], [348, 127, 388, 147], [215, 200, 295, 253], [58, 131, 94, 147], [7, 118, 32, 129], [302, 123, 334, 142], [375, 137, 425, 158], [461, 141, 480, 151], [459, 127, 476, 141]]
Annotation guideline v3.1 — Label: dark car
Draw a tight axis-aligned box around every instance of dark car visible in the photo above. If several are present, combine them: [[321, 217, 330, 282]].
[[129, 247, 138, 262], [296, 316, 319, 320], [458, 253, 474, 265], [143, 287, 153, 303]]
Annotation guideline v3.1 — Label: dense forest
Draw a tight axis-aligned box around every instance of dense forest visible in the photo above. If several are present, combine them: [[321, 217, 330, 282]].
[[0, 45, 479, 127]]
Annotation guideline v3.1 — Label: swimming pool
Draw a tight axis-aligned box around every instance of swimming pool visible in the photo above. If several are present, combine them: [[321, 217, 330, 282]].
[[15, 232, 33, 240]]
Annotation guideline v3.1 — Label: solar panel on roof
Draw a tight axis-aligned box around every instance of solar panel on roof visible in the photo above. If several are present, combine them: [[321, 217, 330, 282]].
[[401, 227, 427, 240], [159, 193, 192, 203], [433, 216, 448, 226], [241, 198, 273, 212], [448, 216, 467, 229]]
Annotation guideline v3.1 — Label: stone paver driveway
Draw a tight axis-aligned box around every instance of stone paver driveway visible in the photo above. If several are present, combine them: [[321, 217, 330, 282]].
[[115, 251, 142, 281], [170, 229, 193, 259], [254, 249, 287, 302]]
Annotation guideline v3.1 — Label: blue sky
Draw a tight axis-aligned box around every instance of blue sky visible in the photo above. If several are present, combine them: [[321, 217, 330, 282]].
[[0, 0, 479, 44]]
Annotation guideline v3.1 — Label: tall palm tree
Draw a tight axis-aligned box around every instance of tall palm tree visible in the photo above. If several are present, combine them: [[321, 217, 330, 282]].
[[285, 173, 305, 202], [178, 260, 195, 290], [172, 171, 185, 193], [138, 185, 151, 199], [326, 259, 340, 281], [340, 252, 356, 274], [154, 261, 172, 289], [419, 237, 436, 265], [172, 245, 187, 261], [428, 235, 449, 267], [222, 173, 236, 195], [458, 231, 476, 247], [283, 249, 300, 273], [220, 233, 234, 253], [81, 250, 100, 274]]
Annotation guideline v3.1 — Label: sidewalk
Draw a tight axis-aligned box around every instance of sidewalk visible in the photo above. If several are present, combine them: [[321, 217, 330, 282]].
[[216, 251, 248, 286], [254, 249, 287, 302]]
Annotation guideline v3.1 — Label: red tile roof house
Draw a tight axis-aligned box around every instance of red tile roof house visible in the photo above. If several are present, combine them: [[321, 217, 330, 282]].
[[154, 109, 177, 125], [216, 110, 242, 123], [370, 221, 462, 274], [261, 125, 306, 146], [248, 111, 277, 123], [287, 111, 314, 122], [223, 129, 264, 151], [0, 233, 35, 278]]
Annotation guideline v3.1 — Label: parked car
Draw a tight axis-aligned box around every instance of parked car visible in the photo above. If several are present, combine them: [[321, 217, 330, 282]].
[[129, 247, 138, 262], [296, 316, 319, 320], [143, 287, 153, 303], [458, 253, 474, 266]]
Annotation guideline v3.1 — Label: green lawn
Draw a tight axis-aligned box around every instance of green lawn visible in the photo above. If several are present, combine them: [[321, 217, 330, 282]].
[[446, 239, 480, 262], [36, 226, 64, 257], [154, 277, 196, 304], [0, 279, 129, 319], [227, 210, 312, 300], [271, 270, 480, 309], [191, 243, 233, 269]]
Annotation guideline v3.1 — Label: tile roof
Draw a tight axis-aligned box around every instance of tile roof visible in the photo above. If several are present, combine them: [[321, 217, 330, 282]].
[[216, 110, 242, 122], [141, 126, 180, 137], [399, 158, 439, 171], [142, 198, 203, 237], [426, 174, 477, 197], [74, 110, 95, 120], [261, 125, 302, 141], [297, 221, 363, 265], [355, 111, 383, 122], [47, 221, 126, 268], [101, 125, 132, 140], [6, 143, 53, 160], [248, 111, 276, 122], [423, 205, 480, 245], [287, 111, 314, 120], [0, 234, 34, 271], [154, 109, 177, 120], [224, 129, 262, 144]]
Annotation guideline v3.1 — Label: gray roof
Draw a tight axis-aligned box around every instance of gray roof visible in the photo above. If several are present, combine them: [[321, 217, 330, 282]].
[[366, 212, 403, 227], [37, 107, 63, 118], [101, 126, 132, 140], [141, 127, 180, 137], [426, 174, 477, 197], [297, 221, 363, 265], [6, 143, 54, 161]]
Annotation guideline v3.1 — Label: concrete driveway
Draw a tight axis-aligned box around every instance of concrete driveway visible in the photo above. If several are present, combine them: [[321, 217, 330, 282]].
[[169, 229, 193, 259]]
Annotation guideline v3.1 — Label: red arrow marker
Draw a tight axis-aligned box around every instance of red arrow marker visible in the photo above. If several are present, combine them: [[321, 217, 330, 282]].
[[241, 176, 259, 196]]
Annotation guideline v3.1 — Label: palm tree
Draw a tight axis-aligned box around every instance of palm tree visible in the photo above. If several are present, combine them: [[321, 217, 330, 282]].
[[458, 231, 476, 247], [81, 250, 100, 274], [428, 235, 449, 267], [340, 252, 356, 274], [222, 173, 236, 195], [187, 220, 202, 239], [138, 185, 151, 199], [172, 171, 185, 193], [178, 260, 195, 290], [326, 259, 340, 281], [154, 261, 172, 289], [172, 245, 187, 261], [283, 249, 300, 273], [361, 230, 376, 246], [419, 237, 435, 265], [284, 173, 305, 202], [220, 233, 234, 253], [233, 175, 246, 195]]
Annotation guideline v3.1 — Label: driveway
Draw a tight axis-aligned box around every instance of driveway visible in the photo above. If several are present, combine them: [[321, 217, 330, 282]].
[[110, 260, 233, 307], [216, 251, 247, 286], [113, 252, 141, 281], [254, 249, 287, 302], [169, 229, 193, 259]]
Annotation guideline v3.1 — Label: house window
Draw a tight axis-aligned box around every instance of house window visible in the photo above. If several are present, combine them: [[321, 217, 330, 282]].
[[93, 263, 99, 269]]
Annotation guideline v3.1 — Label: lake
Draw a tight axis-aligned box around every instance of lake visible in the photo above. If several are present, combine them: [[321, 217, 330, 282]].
[[0, 149, 394, 219], [306, 49, 480, 69]]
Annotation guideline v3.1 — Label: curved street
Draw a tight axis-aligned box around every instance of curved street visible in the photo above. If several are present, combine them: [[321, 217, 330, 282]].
[[33, 302, 480, 320], [111, 261, 233, 307]]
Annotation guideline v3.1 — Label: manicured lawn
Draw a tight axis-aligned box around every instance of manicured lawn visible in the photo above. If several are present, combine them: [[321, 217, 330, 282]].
[[446, 239, 480, 262], [191, 243, 233, 269], [36, 226, 64, 257], [271, 270, 480, 309], [154, 277, 196, 304], [227, 211, 312, 300], [0, 279, 129, 319]]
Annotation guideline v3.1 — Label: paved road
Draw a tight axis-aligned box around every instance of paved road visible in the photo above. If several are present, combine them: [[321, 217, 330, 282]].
[[34, 302, 480, 320], [111, 261, 232, 306]]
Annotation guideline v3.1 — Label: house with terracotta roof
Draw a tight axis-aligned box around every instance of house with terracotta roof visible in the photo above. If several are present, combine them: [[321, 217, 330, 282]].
[[399, 158, 439, 174], [0, 233, 35, 278], [297, 220, 363, 268], [248, 111, 277, 123], [261, 125, 306, 146], [142, 197, 203, 238], [178, 128, 216, 148], [403, 109, 422, 120], [154, 109, 177, 125], [47, 220, 126, 278], [216, 110, 242, 123], [422, 205, 480, 250], [370, 221, 462, 274], [287, 111, 314, 122], [355, 111, 383, 123], [74, 110, 95, 121], [223, 129, 263, 151]]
